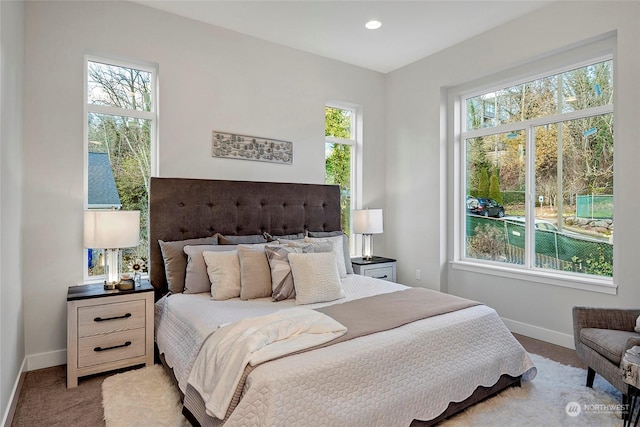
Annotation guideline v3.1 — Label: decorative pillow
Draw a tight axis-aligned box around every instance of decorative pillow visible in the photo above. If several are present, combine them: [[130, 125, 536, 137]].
[[183, 245, 236, 294], [305, 236, 347, 278], [265, 244, 313, 301], [237, 245, 272, 300], [263, 232, 306, 242], [219, 234, 268, 245], [308, 231, 354, 274], [159, 235, 218, 293], [288, 253, 344, 305], [635, 316, 640, 333], [202, 250, 241, 300]]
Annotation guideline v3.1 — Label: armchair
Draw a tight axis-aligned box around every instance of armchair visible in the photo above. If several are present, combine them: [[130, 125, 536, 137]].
[[573, 306, 640, 403]]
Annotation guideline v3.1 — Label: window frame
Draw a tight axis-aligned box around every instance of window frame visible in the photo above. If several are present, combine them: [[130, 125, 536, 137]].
[[325, 102, 363, 255], [83, 54, 158, 283], [450, 46, 616, 295]]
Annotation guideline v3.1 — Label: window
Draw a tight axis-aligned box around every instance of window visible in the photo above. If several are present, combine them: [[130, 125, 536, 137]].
[[84, 56, 157, 281], [325, 105, 358, 252], [460, 57, 613, 283]]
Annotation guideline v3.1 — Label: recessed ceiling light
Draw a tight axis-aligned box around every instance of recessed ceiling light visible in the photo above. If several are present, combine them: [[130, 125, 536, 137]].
[[365, 20, 382, 30]]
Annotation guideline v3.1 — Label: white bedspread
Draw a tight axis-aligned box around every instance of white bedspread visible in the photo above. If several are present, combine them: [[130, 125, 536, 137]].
[[187, 308, 347, 419], [155, 275, 536, 426]]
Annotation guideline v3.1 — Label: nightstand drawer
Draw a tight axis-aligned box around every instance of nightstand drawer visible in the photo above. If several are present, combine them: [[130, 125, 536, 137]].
[[363, 266, 394, 281], [78, 328, 146, 368], [78, 300, 145, 337]]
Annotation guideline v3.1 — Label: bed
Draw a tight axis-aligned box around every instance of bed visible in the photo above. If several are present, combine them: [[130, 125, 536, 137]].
[[149, 177, 536, 426]]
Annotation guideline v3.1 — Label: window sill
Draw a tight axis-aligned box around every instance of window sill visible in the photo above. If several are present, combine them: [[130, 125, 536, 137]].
[[450, 260, 617, 295]]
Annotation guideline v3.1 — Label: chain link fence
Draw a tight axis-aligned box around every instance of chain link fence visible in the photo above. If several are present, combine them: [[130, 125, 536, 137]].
[[576, 195, 613, 219], [466, 215, 612, 277]]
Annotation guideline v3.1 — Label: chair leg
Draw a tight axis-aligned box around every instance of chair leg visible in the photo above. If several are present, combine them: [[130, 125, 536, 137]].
[[586, 367, 596, 388]]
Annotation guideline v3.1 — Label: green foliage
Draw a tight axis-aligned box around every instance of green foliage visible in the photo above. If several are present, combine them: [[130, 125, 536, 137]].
[[478, 169, 489, 198], [564, 246, 613, 277], [325, 106, 353, 235], [489, 173, 503, 204]]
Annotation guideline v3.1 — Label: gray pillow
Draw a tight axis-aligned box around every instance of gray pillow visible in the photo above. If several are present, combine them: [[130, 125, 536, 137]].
[[219, 234, 268, 245], [237, 245, 272, 300], [265, 244, 313, 301], [159, 235, 218, 293], [183, 245, 237, 294], [307, 231, 354, 274]]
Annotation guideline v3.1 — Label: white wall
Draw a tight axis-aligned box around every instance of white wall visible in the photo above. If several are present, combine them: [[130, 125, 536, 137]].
[[0, 0, 25, 421], [22, 0, 386, 367], [386, 1, 640, 347]]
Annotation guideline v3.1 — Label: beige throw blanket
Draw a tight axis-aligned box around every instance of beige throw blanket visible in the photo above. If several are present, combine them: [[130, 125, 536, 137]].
[[220, 287, 480, 421]]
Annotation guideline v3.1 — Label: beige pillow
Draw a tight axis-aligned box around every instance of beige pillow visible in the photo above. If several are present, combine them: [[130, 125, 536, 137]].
[[237, 245, 272, 300], [305, 236, 347, 278], [202, 250, 241, 300], [288, 252, 344, 305]]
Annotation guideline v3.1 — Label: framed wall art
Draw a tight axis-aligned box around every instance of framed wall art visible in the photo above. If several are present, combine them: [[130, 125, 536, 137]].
[[211, 131, 293, 165]]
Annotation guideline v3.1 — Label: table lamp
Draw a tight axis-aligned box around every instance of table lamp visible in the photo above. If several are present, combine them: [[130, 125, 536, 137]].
[[353, 208, 383, 261], [84, 210, 140, 289]]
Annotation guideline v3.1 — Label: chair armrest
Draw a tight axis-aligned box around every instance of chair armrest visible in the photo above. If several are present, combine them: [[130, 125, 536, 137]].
[[573, 307, 640, 350]]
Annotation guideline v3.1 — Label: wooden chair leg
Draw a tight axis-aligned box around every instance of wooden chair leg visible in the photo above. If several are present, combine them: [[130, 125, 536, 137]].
[[586, 367, 596, 388]]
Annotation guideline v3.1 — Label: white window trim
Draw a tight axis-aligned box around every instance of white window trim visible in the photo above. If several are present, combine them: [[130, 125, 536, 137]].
[[449, 41, 616, 295], [325, 102, 363, 255], [83, 54, 158, 283]]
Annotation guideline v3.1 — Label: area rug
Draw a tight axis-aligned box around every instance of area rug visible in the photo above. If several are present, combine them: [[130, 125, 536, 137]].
[[102, 354, 622, 426]]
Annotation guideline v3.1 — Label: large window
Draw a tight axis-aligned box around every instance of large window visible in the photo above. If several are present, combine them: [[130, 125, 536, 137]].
[[84, 57, 157, 281], [325, 105, 358, 251], [460, 57, 613, 283]]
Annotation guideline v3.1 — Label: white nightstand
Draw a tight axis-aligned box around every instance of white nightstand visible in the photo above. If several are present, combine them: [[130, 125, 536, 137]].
[[66, 281, 154, 388], [351, 256, 397, 282]]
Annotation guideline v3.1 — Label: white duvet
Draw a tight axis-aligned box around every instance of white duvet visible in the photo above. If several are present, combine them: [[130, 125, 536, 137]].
[[155, 275, 536, 427]]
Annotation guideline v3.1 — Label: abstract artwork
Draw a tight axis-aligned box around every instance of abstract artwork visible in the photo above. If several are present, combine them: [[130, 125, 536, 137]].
[[211, 131, 293, 164]]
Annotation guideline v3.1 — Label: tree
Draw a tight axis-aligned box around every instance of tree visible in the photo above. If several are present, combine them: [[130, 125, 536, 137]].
[[325, 106, 353, 234], [489, 172, 502, 204], [478, 168, 490, 198]]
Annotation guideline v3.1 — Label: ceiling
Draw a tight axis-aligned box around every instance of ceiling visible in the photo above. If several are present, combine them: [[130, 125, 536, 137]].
[[134, 1, 552, 74]]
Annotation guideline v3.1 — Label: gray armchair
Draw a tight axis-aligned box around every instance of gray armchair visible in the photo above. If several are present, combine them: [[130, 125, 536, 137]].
[[573, 306, 640, 404]]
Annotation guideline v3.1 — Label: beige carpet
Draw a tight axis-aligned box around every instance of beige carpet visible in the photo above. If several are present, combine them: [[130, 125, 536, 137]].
[[102, 354, 622, 426]]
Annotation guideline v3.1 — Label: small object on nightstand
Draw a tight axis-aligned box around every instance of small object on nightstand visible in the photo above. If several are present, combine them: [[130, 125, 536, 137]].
[[351, 256, 396, 282], [116, 274, 135, 291]]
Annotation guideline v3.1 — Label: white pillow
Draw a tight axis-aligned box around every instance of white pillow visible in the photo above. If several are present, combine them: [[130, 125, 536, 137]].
[[288, 252, 344, 305], [202, 250, 240, 300], [635, 316, 640, 333], [305, 236, 347, 278]]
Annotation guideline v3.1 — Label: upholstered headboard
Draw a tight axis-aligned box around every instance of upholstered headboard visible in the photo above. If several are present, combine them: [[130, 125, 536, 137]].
[[149, 177, 342, 294]]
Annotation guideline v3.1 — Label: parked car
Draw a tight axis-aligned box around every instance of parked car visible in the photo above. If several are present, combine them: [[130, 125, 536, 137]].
[[467, 196, 505, 218], [502, 216, 558, 232]]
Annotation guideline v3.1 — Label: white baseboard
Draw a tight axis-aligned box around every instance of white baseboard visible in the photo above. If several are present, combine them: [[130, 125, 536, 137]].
[[502, 317, 575, 350], [25, 349, 66, 371], [2, 357, 26, 427]]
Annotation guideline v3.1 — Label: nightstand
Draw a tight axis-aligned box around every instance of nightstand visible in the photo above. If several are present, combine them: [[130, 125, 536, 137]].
[[351, 256, 397, 282], [66, 281, 154, 388]]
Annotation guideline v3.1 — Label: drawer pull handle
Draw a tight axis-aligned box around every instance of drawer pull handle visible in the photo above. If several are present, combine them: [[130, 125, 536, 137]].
[[374, 275, 388, 279], [94, 313, 132, 322], [94, 341, 132, 352]]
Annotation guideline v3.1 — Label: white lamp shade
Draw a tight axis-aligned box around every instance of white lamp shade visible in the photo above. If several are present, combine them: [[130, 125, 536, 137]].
[[84, 210, 140, 249], [353, 209, 383, 234]]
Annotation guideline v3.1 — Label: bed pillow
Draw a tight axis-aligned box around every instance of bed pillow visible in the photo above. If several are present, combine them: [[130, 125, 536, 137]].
[[183, 244, 237, 294], [288, 252, 344, 305], [159, 235, 219, 293], [308, 231, 354, 275], [263, 232, 306, 242], [237, 245, 273, 300], [305, 236, 347, 278], [219, 234, 268, 245], [264, 244, 313, 301], [202, 250, 241, 300]]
